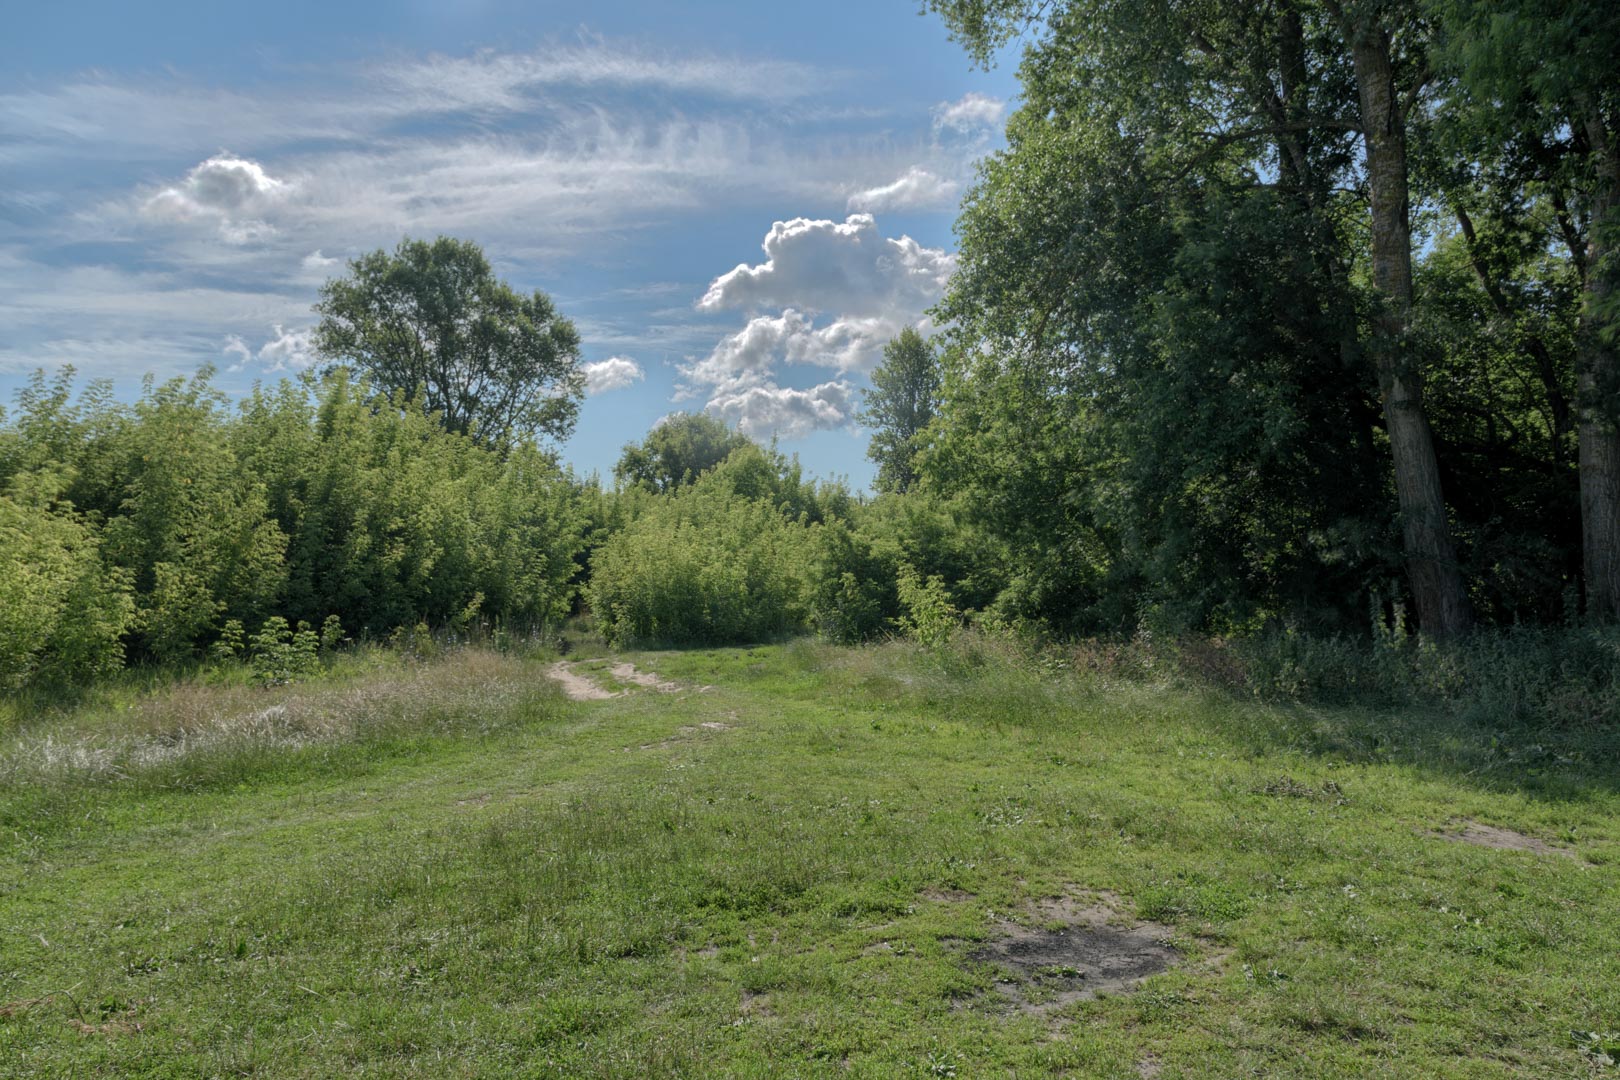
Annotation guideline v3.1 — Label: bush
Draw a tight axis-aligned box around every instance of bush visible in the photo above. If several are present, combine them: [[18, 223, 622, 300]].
[[0, 475, 134, 691], [587, 468, 816, 646]]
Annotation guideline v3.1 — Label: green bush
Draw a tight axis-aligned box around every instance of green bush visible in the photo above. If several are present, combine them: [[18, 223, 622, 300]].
[[0, 474, 134, 690], [0, 367, 589, 689], [587, 468, 816, 646]]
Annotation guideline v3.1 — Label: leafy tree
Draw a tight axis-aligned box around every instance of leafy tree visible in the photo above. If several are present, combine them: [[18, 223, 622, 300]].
[[860, 328, 941, 493], [614, 412, 752, 492], [0, 471, 133, 690], [1430, 0, 1620, 618], [924, 0, 1480, 632], [313, 237, 584, 446]]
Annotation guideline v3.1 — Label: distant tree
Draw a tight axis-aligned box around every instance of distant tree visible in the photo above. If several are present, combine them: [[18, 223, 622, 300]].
[[313, 237, 584, 446], [614, 412, 752, 492], [860, 328, 941, 493]]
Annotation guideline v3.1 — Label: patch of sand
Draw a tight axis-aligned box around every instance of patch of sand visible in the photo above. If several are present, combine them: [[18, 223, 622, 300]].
[[1433, 820, 1579, 860], [545, 661, 616, 701]]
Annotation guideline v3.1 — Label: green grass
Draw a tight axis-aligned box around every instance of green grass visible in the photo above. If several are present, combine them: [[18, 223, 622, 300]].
[[2, 637, 1616, 1077]]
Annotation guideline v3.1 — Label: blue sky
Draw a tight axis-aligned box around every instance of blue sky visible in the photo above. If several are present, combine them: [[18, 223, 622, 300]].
[[1, 1, 1019, 488]]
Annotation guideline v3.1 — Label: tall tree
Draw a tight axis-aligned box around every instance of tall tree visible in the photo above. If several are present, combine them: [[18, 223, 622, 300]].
[[1433, 0, 1620, 618], [928, 0, 1474, 633], [314, 237, 584, 446], [860, 328, 942, 493], [1325, 0, 1472, 634]]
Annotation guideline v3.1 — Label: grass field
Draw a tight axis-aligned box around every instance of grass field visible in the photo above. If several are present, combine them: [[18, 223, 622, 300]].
[[2, 638, 1616, 1077]]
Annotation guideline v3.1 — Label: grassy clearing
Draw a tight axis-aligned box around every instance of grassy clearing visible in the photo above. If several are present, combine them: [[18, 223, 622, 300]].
[[2, 638, 1616, 1077]]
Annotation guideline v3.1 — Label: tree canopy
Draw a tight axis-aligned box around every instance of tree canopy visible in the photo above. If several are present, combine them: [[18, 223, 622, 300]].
[[914, 0, 1613, 633], [314, 237, 584, 447], [614, 412, 754, 493], [860, 328, 942, 494]]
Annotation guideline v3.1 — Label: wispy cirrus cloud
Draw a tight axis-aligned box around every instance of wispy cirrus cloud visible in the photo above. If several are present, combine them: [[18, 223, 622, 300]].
[[846, 165, 958, 213]]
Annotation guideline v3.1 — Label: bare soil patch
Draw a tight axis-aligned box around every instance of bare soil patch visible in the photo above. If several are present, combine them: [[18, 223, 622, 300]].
[[1433, 819, 1578, 859], [609, 663, 681, 693], [967, 892, 1180, 1015], [545, 661, 616, 701], [546, 659, 692, 701]]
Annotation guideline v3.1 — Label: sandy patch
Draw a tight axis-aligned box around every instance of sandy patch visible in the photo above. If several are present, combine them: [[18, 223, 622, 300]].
[[610, 663, 681, 693], [1433, 820, 1579, 860], [545, 661, 617, 701]]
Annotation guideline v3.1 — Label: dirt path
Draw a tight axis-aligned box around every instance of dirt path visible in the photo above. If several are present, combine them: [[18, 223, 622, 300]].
[[545, 661, 617, 701], [546, 660, 692, 701]]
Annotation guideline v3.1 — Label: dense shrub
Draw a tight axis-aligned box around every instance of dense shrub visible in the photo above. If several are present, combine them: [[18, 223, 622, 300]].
[[0, 367, 589, 689], [0, 473, 134, 690], [587, 471, 815, 646]]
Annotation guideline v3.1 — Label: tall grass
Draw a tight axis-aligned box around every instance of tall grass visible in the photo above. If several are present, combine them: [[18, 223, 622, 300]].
[[0, 646, 565, 795]]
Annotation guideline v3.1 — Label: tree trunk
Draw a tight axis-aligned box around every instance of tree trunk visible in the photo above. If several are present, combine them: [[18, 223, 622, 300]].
[[1578, 108, 1620, 620], [1346, 19, 1472, 636]]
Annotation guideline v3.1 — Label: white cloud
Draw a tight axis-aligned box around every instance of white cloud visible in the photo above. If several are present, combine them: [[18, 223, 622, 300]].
[[369, 44, 829, 115], [0, 45, 833, 166], [222, 324, 318, 372], [582, 356, 644, 394], [698, 213, 954, 319], [683, 309, 914, 395], [143, 154, 289, 221], [847, 166, 958, 213], [682, 309, 814, 394], [681, 213, 954, 440], [706, 380, 854, 440], [142, 154, 293, 246], [933, 92, 1006, 133], [302, 250, 341, 273]]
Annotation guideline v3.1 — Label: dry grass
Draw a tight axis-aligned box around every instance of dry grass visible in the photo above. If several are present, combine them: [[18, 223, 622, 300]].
[[0, 648, 559, 785]]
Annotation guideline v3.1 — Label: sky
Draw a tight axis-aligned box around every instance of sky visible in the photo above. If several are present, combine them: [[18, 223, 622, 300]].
[[0, 0, 1021, 489]]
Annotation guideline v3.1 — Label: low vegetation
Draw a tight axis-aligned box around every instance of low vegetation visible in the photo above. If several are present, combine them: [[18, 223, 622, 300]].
[[2, 636, 1616, 1076]]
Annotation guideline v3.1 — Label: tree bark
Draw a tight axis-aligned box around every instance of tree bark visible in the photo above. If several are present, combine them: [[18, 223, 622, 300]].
[[1345, 17, 1472, 635], [1578, 107, 1620, 620]]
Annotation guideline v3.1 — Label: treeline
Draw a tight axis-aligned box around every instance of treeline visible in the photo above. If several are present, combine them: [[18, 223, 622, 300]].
[[1, 368, 585, 690], [896, 0, 1620, 638]]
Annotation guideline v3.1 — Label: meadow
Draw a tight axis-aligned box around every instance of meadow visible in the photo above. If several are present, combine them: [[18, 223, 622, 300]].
[[3, 635, 1615, 1078]]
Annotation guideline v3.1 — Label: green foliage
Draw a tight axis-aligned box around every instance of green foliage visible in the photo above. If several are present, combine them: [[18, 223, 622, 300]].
[[247, 616, 322, 687], [0, 367, 588, 691], [806, 519, 889, 644], [614, 412, 753, 492], [0, 473, 133, 690], [860, 328, 941, 493], [313, 236, 585, 446], [911, 0, 1602, 635], [587, 464, 818, 646], [896, 564, 961, 649]]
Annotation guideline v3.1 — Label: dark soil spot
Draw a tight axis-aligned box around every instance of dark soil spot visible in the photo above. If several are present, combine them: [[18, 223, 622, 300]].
[[967, 894, 1180, 1015]]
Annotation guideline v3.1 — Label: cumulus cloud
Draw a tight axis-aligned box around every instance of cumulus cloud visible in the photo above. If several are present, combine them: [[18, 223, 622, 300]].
[[582, 356, 644, 395], [142, 153, 293, 245], [143, 153, 288, 221], [223, 324, 317, 371], [847, 166, 958, 213], [698, 213, 954, 319], [680, 213, 954, 440], [933, 92, 1006, 133], [706, 380, 854, 440], [302, 249, 341, 273], [683, 308, 911, 394]]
